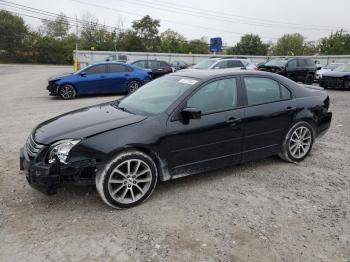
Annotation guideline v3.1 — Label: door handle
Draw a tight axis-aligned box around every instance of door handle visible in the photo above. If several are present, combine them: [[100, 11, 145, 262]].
[[286, 106, 296, 111], [100, 75, 105, 78], [225, 117, 241, 125], [125, 74, 129, 76]]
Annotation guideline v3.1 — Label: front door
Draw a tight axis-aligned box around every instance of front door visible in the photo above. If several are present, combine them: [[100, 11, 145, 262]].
[[76, 64, 110, 94], [165, 77, 244, 175]]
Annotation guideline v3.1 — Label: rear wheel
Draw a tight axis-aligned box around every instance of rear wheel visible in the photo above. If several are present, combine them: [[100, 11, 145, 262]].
[[127, 80, 141, 93], [279, 121, 314, 163], [96, 150, 158, 209], [304, 74, 314, 85], [59, 84, 76, 99]]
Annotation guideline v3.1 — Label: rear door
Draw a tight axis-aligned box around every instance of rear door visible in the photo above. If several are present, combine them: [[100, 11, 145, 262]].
[[76, 64, 109, 94], [104, 64, 132, 93], [241, 76, 296, 161], [166, 77, 244, 175]]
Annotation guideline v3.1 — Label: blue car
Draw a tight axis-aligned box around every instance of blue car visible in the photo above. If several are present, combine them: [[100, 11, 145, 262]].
[[47, 62, 152, 99]]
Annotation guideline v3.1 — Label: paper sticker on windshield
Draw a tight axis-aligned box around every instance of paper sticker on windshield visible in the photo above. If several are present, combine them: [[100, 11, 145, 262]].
[[178, 78, 198, 85]]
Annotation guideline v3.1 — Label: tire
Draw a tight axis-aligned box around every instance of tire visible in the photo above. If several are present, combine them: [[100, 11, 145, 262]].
[[59, 84, 76, 99], [279, 121, 314, 163], [96, 150, 158, 209], [127, 80, 141, 93], [304, 74, 314, 85]]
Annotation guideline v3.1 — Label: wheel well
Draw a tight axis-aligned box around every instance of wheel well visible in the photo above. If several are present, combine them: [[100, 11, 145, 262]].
[[119, 146, 169, 182], [59, 83, 77, 92]]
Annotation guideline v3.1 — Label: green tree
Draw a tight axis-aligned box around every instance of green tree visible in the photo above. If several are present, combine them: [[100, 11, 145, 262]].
[[318, 30, 350, 55], [185, 38, 209, 54], [116, 30, 145, 51], [132, 15, 160, 51], [272, 33, 309, 56], [160, 29, 187, 53], [41, 13, 70, 40], [227, 34, 268, 55], [0, 10, 28, 60]]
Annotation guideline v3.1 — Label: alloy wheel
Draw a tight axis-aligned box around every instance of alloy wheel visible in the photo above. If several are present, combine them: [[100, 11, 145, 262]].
[[128, 81, 140, 93], [60, 85, 75, 99], [107, 159, 152, 204], [288, 126, 312, 159]]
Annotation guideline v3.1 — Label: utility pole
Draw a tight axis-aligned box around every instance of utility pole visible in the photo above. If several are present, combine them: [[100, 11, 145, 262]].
[[74, 15, 79, 72]]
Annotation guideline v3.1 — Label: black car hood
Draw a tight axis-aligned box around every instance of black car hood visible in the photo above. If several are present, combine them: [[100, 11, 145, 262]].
[[323, 71, 350, 77], [33, 103, 147, 145]]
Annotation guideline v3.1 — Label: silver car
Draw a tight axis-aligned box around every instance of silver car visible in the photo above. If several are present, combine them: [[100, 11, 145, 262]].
[[194, 57, 257, 70]]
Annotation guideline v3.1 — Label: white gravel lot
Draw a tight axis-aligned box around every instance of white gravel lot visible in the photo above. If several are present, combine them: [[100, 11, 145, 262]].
[[0, 64, 349, 262]]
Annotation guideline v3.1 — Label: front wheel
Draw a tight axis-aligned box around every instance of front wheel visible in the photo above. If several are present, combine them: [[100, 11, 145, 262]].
[[127, 80, 141, 93], [279, 121, 314, 163], [59, 84, 76, 99], [96, 150, 158, 209]]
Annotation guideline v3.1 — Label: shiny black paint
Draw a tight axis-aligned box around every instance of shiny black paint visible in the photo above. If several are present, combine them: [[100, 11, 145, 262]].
[[21, 70, 332, 194]]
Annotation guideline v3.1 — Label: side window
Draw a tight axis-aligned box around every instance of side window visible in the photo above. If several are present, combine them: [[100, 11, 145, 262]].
[[160, 61, 169, 67], [187, 78, 238, 114], [244, 77, 281, 105], [134, 61, 147, 68], [214, 61, 228, 69], [297, 59, 306, 67], [149, 61, 161, 68], [84, 64, 107, 75], [109, 64, 131, 73], [227, 60, 244, 68], [287, 60, 297, 69], [281, 85, 292, 100]]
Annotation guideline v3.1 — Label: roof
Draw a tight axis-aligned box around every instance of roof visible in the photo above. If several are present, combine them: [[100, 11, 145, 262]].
[[171, 68, 278, 80]]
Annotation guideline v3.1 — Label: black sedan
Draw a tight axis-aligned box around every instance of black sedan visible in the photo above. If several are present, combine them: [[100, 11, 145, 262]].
[[20, 70, 332, 209], [319, 63, 350, 89]]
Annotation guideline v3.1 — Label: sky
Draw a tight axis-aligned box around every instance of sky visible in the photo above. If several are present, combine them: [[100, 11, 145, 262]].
[[1, 0, 350, 45]]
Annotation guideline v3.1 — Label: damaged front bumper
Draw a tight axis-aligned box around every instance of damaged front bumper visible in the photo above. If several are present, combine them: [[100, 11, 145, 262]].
[[20, 147, 97, 195], [47, 82, 59, 95]]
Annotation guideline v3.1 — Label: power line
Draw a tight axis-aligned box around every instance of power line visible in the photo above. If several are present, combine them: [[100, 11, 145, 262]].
[[0, 0, 120, 32], [71, 0, 279, 40], [114, 0, 340, 31], [133, 0, 344, 30]]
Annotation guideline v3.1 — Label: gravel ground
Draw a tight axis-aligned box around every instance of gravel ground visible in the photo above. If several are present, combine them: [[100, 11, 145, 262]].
[[0, 64, 349, 262]]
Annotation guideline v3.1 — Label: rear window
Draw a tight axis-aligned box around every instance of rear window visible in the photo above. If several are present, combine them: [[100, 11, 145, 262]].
[[109, 64, 131, 73]]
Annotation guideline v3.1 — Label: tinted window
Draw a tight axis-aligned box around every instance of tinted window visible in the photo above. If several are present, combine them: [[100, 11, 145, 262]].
[[133, 61, 147, 68], [281, 85, 292, 100], [297, 59, 306, 67], [84, 64, 107, 75], [214, 61, 228, 69], [228, 60, 244, 68], [160, 61, 170, 67], [244, 77, 281, 105], [305, 59, 315, 66], [109, 64, 131, 73], [287, 60, 297, 69], [188, 78, 237, 114], [149, 61, 161, 68]]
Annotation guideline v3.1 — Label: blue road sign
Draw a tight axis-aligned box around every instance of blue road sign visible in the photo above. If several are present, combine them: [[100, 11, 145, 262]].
[[210, 37, 222, 52]]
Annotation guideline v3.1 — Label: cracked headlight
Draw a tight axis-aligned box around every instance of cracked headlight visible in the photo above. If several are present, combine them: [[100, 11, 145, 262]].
[[48, 139, 80, 164]]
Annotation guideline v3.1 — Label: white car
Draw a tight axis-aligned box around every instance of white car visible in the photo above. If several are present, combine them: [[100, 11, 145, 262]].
[[193, 57, 257, 70], [315, 63, 344, 81]]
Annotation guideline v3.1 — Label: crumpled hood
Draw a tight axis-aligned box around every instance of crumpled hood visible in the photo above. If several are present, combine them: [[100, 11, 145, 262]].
[[33, 103, 147, 145], [48, 73, 74, 82], [323, 71, 350, 78]]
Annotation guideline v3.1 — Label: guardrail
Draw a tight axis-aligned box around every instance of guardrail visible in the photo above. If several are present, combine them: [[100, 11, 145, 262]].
[[74, 50, 350, 70]]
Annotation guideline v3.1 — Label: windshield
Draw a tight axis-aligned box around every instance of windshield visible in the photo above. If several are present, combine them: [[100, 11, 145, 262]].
[[333, 64, 350, 72], [324, 64, 343, 70], [264, 59, 288, 67], [194, 59, 217, 69], [118, 76, 198, 115]]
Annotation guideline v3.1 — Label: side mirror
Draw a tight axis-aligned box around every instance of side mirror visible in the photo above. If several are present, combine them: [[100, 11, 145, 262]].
[[240, 67, 247, 70], [80, 72, 86, 77], [182, 107, 201, 120], [317, 66, 322, 70]]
